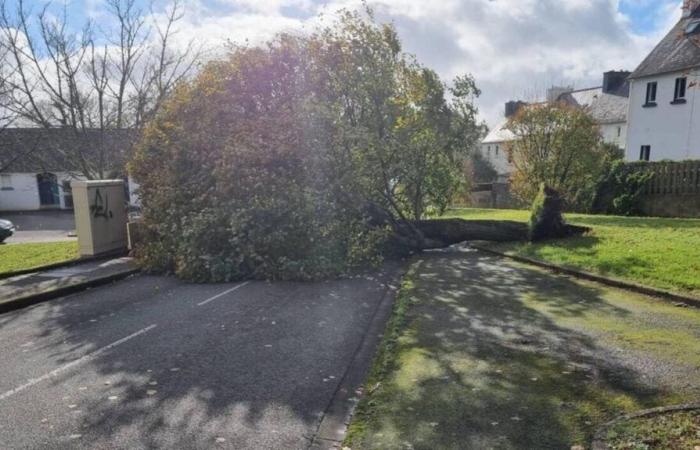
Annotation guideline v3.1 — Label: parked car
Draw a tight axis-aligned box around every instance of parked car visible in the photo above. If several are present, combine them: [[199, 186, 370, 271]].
[[0, 219, 16, 243]]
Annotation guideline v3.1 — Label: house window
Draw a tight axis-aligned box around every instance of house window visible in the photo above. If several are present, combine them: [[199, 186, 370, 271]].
[[0, 174, 12, 190], [639, 145, 651, 161], [487, 145, 491, 157], [617, 126, 622, 137], [673, 77, 687, 103], [495, 145, 499, 156], [644, 82, 657, 106]]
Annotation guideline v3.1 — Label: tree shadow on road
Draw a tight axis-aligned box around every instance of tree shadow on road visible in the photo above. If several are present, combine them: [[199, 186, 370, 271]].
[[0, 264, 403, 449], [357, 250, 697, 449]]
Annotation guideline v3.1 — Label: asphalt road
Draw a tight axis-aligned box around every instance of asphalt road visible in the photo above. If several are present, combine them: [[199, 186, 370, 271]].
[[2, 211, 76, 244], [0, 265, 402, 449]]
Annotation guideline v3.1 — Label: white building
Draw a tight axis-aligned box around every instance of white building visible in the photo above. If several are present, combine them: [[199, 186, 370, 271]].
[[0, 128, 138, 212], [625, 0, 700, 162], [481, 71, 630, 180]]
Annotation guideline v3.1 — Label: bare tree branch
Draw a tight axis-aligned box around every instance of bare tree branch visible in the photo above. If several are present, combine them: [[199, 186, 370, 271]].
[[0, 0, 203, 179]]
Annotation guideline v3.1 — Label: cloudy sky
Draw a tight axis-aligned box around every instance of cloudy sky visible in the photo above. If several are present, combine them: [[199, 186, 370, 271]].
[[32, 0, 684, 128]]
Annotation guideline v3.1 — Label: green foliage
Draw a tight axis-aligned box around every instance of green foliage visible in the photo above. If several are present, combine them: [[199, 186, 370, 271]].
[[592, 161, 655, 216], [506, 103, 606, 210], [131, 10, 482, 281], [467, 149, 497, 183]]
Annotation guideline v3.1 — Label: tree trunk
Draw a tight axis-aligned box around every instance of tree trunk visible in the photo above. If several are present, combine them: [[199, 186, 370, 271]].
[[385, 218, 588, 252]]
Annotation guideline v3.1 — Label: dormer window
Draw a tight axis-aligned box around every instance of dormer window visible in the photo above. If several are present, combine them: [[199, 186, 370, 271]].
[[686, 19, 700, 35], [672, 77, 687, 104], [644, 82, 657, 107]]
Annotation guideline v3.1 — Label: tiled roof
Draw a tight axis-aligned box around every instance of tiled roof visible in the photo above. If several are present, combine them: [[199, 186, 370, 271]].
[[630, 7, 700, 79], [0, 128, 134, 173], [560, 88, 628, 124]]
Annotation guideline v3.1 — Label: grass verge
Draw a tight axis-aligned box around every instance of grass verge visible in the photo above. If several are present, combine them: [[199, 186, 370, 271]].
[[443, 208, 700, 297], [343, 260, 419, 447], [0, 241, 79, 275], [604, 410, 700, 449]]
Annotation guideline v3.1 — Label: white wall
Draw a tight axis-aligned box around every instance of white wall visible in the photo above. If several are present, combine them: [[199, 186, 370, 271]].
[[0, 173, 41, 211], [601, 122, 627, 150], [0, 172, 90, 212], [480, 142, 513, 176], [626, 68, 700, 161]]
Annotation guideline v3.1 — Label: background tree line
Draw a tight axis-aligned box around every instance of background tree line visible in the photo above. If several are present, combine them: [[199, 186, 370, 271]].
[[0, 0, 202, 178]]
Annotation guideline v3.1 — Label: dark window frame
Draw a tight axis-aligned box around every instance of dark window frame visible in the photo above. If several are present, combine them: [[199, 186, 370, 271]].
[[672, 77, 687, 104], [0, 174, 12, 190], [639, 145, 651, 161], [644, 82, 657, 107]]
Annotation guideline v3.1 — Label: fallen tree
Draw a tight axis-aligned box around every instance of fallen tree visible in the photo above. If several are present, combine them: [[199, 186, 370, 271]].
[[366, 184, 590, 252], [130, 11, 588, 282]]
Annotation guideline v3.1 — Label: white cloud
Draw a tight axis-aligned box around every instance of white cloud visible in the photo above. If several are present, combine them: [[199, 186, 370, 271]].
[[156, 0, 683, 128]]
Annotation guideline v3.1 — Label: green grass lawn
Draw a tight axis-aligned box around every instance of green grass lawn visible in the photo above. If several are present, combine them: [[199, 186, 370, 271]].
[[443, 208, 700, 297], [0, 242, 79, 275]]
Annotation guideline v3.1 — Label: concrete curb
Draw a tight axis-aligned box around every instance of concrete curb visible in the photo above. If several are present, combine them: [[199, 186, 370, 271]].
[[0, 249, 128, 281], [471, 244, 700, 308], [591, 403, 700, 450], [308, 263, 406, 449], [0, 267, 140, 314]]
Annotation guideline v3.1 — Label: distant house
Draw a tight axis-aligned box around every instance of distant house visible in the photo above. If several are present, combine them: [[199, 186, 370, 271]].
[[0, 128, 139, 212], [625, 0, 700, 162], [480, 71, 630, 181]]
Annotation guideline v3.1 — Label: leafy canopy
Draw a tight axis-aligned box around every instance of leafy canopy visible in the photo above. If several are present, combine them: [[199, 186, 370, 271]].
[[506, 103, 607, 209], [130, 9, 482, 281]]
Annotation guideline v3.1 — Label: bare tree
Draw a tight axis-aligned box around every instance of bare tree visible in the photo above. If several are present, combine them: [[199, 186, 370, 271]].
[[0, 0, 203, 179], [0, 37, 26, 173]]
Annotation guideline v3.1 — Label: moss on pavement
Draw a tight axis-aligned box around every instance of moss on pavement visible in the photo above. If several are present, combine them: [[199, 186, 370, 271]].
[[346, 250, 700, 449]]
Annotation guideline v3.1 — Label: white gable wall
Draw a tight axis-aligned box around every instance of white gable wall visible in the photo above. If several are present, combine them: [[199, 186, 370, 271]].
[[480, 141, 513, 177], [626, 68, 700, 161], [601, 122, 627, 150], [0, 173, 40, 211]]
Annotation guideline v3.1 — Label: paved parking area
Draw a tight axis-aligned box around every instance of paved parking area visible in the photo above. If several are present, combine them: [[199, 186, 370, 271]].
[[1, 211, 76, 244], [0, 263, 402, 449]]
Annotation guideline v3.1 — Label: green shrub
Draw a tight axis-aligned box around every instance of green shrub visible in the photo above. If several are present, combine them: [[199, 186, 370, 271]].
[[130, 37, 388, 282], [591, 161, 654, 216]]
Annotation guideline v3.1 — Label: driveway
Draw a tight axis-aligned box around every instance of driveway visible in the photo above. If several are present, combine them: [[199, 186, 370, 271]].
[[1, 211, 76, 244], [0, 264, 402, 449]]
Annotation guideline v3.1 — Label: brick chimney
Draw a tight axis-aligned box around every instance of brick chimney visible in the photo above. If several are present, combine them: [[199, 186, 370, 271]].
[[603, 71, 631, 96], [505, 101, 526, 118], [683, 0, 700, 18]]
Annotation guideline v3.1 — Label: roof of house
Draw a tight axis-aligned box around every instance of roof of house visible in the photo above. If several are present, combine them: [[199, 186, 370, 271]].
[[481, 118, 515, 144], [0, 128, 134, 174], [559, 87, 628, 124], [630, 6, 700, 79]]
